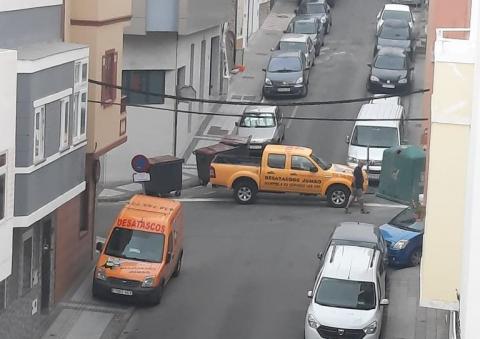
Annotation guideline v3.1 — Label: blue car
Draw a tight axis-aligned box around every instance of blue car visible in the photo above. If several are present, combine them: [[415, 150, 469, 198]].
[[379, 207, 424, 267]]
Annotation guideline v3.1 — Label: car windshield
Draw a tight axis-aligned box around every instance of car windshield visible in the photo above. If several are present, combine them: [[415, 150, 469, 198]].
[[315, 277, 376, 310], [300, 3, 326, 14], [104, 227, 165, 263], [279, 41, 307, 53], [374, 54, 406, 70], [311, 153, 332, 170], [351, 126, 399, 148], [390, 208, 425, 232], [379, 25, 410, 40], [294, 21, 317, 34], [240, 113, 276, 128], [382, 10, 411, 22], [268, 57, 302, 72]]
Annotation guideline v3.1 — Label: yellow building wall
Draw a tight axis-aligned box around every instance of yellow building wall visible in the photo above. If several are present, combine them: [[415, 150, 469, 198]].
[[70, 0, 131, 22], [421, 61, 474, 310]]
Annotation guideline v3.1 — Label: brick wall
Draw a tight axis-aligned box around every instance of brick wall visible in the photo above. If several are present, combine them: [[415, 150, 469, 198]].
[[54, 194, 92, 302]]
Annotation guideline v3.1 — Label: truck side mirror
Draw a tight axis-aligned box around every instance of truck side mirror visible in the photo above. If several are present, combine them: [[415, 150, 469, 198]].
[[95, 241, 104, 252], [317, 252, 323, 260], [166, 251, 173, 264], [345, 135, 350, 144], [307, 290, 313, 298]]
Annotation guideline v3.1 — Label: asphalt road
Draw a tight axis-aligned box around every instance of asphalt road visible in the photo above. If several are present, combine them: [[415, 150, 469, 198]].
[[95, 191, 403, 339]]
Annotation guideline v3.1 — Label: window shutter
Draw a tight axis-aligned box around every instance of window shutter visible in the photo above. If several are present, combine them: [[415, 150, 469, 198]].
[[112, 52, 118, 101], [101, 55, 107, 103]]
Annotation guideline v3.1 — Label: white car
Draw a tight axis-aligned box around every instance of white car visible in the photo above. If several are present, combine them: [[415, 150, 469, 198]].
[[305, 245, 389, 339], [376, 4, 414, 33]]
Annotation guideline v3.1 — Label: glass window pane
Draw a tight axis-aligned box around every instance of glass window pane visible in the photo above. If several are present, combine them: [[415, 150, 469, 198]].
[[147, 71, 165, 104], [82, 63, 88, 82], [80, 92, 87, 135], [267, 154, 286, 169], [0, 174, 5, 220]]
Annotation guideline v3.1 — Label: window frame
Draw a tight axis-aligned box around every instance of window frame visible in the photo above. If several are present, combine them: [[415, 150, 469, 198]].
[[33, 106, 46, 163], [101, 49, 118, 106], [291, 155, 315, 171], [122, 70, 166, 105], [59, 97, 70, 151], [21, 230, 34, 296], [267, 153, 286, 169], [73, 58, 88, 145]]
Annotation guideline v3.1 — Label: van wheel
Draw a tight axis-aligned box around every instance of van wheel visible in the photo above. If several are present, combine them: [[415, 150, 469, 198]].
[[409, 248, 422, 266], [326, 184, 350, 208], [172, 250, 183, 278], [233, 180, 258, 204], [149, 282, 164, 306]]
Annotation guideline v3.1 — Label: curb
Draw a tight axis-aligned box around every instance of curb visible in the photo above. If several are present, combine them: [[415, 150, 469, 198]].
[[97, 177, 202, 203]]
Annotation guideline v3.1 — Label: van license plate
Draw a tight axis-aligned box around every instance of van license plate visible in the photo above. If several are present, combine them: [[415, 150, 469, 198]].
[[111, 288, 133, 296], [382, 84, 395, 88], [277, 88, 291, 92]]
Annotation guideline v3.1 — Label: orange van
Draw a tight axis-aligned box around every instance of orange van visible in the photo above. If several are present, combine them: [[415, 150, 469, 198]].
[[92, 194, 184, 305]]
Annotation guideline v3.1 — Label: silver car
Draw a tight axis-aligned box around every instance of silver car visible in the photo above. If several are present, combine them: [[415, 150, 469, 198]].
[[275, 33, 316, 68], [235, 106, 286, 151]]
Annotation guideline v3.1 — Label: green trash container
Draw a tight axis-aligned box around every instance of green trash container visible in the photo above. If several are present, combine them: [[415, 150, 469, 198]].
[[377, 145, 425, 205]]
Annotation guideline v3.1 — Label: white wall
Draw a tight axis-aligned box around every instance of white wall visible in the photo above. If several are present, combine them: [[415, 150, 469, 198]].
[[0, 49, 17, 281], [103, 26, 222, 183]]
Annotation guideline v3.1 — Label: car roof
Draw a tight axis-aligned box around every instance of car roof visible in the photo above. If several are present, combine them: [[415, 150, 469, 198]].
[[290, 15, 318, 23], [382, 19, 410, 28], [369, 95, 401, 105], [332, 222, 380, 244], [355, 102, 404, 128], [377, 46, 407, 56], [243, 105, 277, 114], [280, 33, 310, 43], [322, 245, 379, 282], [270, 50, 302, 58], [384, 3, 411, 12]]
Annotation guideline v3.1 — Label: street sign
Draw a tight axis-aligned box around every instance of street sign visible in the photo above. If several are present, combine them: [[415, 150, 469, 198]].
[[131, 154, 150, 173]]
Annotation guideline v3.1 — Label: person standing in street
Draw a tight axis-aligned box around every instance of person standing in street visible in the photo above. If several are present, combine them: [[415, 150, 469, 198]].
[[345, 161, 369, 214]]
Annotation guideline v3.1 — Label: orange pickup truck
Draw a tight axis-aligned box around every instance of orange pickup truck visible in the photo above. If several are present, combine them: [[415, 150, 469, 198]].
[[209, 145, 367, 207]]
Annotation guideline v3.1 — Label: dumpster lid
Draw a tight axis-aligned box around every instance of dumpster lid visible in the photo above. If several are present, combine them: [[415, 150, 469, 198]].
[[148, 155, 184, 164], [193, 143, 237, 155], [220, 134, 251, 146]]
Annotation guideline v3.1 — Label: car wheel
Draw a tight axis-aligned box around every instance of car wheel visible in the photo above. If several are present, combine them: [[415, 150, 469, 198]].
[[301, 85, 308, 98], [233, 180, 258, 204], [326, 184, 350, 208], [172, 250, 183, 277], [149, 282, 164, 306], [92, 281, 104, 299], [409, 248, 422, 266]]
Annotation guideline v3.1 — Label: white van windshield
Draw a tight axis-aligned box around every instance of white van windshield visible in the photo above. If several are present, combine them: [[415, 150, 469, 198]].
[[351, 126, 399, 148], [315, 277, 376, 310]]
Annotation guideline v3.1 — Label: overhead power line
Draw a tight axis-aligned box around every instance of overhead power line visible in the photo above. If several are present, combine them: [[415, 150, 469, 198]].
[[88, 79, 430, 107], [89, 99, 428, 122]]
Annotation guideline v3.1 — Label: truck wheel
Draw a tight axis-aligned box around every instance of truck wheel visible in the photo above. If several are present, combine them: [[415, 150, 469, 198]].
[[233, 180, 258, 204], [172, 250, 183, 278], [326, 184, 350, 208]]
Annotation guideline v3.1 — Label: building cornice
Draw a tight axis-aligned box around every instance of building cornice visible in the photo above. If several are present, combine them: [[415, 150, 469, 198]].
[[71, 15, 132, 27]]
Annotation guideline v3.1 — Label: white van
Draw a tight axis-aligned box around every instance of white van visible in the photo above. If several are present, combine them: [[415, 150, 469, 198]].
[[346, 97, 405, 180]]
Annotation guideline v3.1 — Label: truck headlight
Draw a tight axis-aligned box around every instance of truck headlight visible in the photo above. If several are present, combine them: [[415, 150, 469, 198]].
[[307, 314, 320, 329], [141, 276, 155, 288], [95, 267, 107, 281], [348, 156, 359, 163], [296, 77, 304, 84], [398, 78, 408, 84], [393, 240, 409, 249], [370, 75, 380, 82], [363, 321, 377, 334], [321, 17, 327, 24], [265, 78, 272, 85]]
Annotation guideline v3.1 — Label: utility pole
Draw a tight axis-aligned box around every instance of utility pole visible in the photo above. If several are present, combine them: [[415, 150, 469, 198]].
[[173, 32, 179, 157]]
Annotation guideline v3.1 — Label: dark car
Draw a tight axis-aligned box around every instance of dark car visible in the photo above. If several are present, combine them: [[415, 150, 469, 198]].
[[379, 207, 424, 267], [298, 0, 335, 8], [374, 19, 416, 59], [367, 47, 414, 94], [314, 222, 388, 279], [296, 0, 332, 34], [262, 50, 310, 98], [285, 15, 325, 56]]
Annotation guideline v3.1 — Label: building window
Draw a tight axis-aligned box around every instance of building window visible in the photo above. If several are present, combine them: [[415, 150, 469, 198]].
[[72, 91, 87, 144], [34, 106, 46, 163], [74, 59, 88, 90], [122, 70, 165, 105], [22, 236, 33, 295], [59, 97, 70, 150], [0, 153, 5, 221], [0, 279, 5, 312], [102, 49, 118, 105]]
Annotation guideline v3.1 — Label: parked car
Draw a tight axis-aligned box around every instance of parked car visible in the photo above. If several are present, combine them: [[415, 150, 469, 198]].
[[367, 47, 414, 94], [275, 33, 316, 68], [391, 0, 424, 7], [375, 19, 416, 59], [315, 222, 388, 278], [346, 98, 405, 180], [305, 244, 388, 339], [262, 50, 310, 98], [298, 0, 335, 8], [235, 105, 286, 151], [285, 15, 325, 56], [376, 4, 414, 33], [296, 0, 332, 34], [379, 207, 424, 266]]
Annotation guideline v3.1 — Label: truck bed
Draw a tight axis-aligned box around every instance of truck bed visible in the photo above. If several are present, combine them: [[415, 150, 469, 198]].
[[212, 154, 261, 167]]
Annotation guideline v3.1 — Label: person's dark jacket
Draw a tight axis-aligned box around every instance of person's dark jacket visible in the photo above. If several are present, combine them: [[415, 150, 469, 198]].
[[353, 166, 364, 189]]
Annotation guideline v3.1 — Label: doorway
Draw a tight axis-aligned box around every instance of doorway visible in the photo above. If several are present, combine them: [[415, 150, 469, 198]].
[[41, 219, 52, 312]]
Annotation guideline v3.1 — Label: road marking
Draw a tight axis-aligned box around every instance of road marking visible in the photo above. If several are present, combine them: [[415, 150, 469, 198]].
[[286, 105, 299, 129]]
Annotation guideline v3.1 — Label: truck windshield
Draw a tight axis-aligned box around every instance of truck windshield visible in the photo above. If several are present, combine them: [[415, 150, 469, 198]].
[[240, 113, 276, 127], [315, 277, 376, 310], [105, 227, 165, 263], [311, 153, 331, 170], [351, 126, 399, 148]]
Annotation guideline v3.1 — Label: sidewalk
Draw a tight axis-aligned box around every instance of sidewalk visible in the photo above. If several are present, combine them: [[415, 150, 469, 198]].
[[97, 3, 296, 203]]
